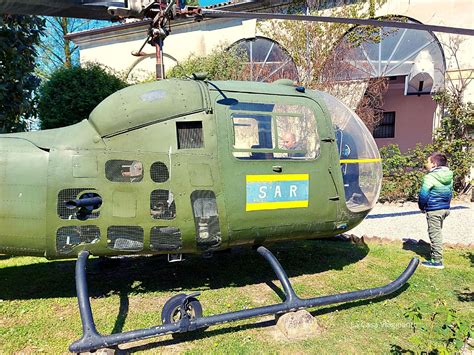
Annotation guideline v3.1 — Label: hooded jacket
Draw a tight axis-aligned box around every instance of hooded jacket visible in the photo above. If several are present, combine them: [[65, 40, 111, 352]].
[[418, 166, 453, 212]]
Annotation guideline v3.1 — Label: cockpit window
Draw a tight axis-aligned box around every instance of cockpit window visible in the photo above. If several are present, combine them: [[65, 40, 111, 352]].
[[319, 92, 382, 212], [230, 102, 320, 160]]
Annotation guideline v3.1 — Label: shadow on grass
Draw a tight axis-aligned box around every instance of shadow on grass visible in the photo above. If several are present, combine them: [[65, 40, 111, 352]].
[[455, 288, 474, 303], [0, 239, 370, 301], [116, 283, 412, 354], [401, 239, 431, 260], [464, 251, 474, 266]]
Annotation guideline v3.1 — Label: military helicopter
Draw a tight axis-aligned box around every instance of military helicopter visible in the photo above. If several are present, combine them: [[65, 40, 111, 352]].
[[1, 1, 473, 352]]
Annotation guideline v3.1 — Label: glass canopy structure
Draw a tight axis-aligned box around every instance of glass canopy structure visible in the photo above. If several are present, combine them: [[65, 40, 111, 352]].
[[229, 36, 299, 83], [326, 17, 446, 95]]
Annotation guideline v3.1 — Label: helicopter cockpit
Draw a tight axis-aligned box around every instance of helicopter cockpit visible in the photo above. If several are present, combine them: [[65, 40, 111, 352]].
[[319, 92, 382, 213]]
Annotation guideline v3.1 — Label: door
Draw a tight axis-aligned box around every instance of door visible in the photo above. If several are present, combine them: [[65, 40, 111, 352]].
[[216, 92, 337, 244]]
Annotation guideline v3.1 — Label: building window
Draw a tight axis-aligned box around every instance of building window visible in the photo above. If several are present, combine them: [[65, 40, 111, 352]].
[[373, 112, 395, 138]]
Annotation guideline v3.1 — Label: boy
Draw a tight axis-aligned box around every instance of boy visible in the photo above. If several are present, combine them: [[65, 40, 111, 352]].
[[418, 152, 453, 269]]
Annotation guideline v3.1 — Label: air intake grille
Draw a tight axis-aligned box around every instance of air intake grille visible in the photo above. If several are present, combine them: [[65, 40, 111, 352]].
[[150, 162, 169, 183], [177, 121, 203, 149], [107, 226, 144, 251], [150, 227, 182, 251], [151, 190, 176, 220], [56, 226, 100, 254], [57, 188, 100, 220]]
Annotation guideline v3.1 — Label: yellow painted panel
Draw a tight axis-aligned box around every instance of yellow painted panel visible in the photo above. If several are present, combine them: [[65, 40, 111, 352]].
[[246, 174, 309, 182], [246, 200, 309, 211]]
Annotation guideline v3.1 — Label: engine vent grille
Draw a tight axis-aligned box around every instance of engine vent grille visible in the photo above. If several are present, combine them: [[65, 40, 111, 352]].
[[177, 121, 203, 149]]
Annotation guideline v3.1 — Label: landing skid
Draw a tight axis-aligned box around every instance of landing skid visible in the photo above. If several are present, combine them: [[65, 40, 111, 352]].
[[69, 247, 419, 353]]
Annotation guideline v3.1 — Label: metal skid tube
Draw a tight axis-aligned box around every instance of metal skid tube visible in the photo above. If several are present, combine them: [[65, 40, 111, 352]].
[[69, 247, 419, 353]]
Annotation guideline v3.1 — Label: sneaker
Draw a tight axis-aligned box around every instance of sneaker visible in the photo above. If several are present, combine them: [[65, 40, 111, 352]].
[[421, 260, 444, 269]]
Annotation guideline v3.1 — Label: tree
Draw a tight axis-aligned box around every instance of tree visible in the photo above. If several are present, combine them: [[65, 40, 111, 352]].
[[37, 17, 109, 78], [432, 36, 474, 192], [259, 0, 389, 129], [0, 15, 45, 133], [38, 63, 128, 129], [259, 0, 373, 88]]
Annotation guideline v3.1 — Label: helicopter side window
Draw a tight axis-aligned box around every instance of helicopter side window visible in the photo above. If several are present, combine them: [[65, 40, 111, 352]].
[[105, 160, 143, 183], [232, 114, 274, 159], [150, 189, 176, 220], [191, 190, 221, 251], [150, 226, 182, 251], [56, 226, 100, 255], [57, 188, 100, 220], [150, 162, 169, 183], [274, 106, 319, 160], [107, 226, 144, 251], [230, 103, 319, 160]]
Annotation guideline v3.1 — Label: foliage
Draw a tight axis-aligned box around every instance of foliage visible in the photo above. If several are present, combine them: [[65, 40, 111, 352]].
[[166, 45, 246, 80], [395, 300, 473, 353], [379, 144, 434, 202], [432, 90, 473, 192], [0, 15, 45, 133], [38, 63, 128, 129]]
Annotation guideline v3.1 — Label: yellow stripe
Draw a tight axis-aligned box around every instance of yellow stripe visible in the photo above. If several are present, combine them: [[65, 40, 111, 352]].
[[246, 174, 309, 182], [246, 200, 309, 211], [339, 158, 382, 164]]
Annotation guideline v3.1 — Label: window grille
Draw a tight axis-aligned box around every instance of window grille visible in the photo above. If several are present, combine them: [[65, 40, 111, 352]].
[[176, 121, 203, 149]]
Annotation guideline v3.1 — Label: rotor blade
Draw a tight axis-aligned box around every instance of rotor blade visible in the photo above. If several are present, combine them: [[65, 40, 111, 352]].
[[201, 9, 474, 36], [0, 0, 122, 20]]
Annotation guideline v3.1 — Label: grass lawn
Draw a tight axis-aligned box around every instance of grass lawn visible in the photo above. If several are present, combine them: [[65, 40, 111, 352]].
[[0, 238, 472, 354]]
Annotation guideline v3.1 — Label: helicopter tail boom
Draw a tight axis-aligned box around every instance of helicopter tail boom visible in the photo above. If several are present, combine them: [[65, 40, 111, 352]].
[[0, 137, 49, 256]]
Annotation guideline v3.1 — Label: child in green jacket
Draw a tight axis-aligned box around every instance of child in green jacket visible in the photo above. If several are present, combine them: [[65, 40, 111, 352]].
[[418, 152, 453, 269]]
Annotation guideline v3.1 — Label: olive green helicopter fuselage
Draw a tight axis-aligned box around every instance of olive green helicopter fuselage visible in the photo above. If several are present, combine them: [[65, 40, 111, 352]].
[[0, 78, 382, 259]]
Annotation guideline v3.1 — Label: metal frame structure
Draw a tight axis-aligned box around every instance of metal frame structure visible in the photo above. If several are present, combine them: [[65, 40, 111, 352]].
[[70, 247, 419, 352]]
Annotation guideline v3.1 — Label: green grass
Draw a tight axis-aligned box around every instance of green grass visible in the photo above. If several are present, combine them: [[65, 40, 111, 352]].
[[0, 239, 472, 354]]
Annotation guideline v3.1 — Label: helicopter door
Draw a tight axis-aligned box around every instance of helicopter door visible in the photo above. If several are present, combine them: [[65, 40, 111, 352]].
[[216, 93, 337, 244]]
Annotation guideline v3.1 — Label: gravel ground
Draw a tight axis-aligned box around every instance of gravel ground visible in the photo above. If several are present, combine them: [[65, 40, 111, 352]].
[[349, 201, 474, 246]]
